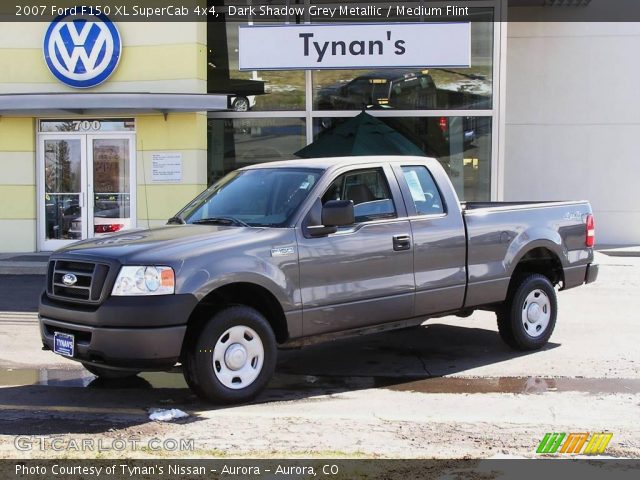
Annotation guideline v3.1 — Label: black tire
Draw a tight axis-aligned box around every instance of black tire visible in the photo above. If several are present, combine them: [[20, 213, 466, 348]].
[[182, 306, 277, 404], [497, 274, 557, 351], [182, 338, 207, 399], [82, 364, 140, 379]]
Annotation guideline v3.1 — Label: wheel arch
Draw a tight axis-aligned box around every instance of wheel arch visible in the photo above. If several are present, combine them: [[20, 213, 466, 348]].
[[507, 245, 565, 294], [184, 281, 290, 346]]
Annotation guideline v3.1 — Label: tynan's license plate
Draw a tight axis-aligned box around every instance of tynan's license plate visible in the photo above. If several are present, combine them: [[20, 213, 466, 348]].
[[53, 332, 74, 357]]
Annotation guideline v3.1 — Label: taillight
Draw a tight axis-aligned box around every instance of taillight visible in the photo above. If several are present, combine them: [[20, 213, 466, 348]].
[[95, 224, 124, 234], [438, 116, 448, 133], [585, 214, 595, 247]]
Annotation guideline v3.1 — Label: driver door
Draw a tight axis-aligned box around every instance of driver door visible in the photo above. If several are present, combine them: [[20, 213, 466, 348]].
[[297, 165, 415, 336]]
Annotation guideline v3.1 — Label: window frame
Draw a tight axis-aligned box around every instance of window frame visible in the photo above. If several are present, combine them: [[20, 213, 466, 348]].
[[297, 163, 408, 233], [392, 164, 449, 219], [322, 167, 398, 224]]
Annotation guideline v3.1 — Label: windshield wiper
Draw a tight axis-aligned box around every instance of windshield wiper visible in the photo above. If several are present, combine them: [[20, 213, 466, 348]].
[[191, 216, 250, 227]]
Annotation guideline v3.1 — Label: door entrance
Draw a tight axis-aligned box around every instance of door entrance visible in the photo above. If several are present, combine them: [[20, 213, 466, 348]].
[[37, 119, 136, 251]]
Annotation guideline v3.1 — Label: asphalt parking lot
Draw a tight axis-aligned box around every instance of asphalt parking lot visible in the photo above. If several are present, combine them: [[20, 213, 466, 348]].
[[0, 251, 638, 458]]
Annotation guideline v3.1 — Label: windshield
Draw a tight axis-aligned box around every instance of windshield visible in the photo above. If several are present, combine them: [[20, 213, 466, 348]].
[[177, 168, 323, 227]]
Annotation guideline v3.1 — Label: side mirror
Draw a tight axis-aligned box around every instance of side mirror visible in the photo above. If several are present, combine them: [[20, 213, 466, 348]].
[[322, 200, 354, 227], [307, 200, 354, 237]]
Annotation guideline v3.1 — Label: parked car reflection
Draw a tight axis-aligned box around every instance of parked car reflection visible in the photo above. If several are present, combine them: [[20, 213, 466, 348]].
[[68, 195, 131, 239], [45, 195, 80, 240]]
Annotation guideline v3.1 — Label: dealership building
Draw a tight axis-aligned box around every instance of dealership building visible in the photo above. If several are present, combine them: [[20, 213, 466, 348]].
[[0, 0, 636, 252]]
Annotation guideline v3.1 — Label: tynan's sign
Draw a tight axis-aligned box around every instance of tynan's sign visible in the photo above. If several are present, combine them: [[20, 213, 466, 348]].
[[239, 23, 470, 71], [43, 13, 122, 88]]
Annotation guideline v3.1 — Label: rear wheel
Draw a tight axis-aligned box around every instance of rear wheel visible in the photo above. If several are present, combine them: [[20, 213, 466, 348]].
[[182, 306, 277, 404], [82, 364, 140, 379], [497, 274, 557, 350]]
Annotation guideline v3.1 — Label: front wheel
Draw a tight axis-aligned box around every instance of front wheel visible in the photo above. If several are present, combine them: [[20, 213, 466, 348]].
[[497, 274, 557, 350], [183, 306, 277, 404]]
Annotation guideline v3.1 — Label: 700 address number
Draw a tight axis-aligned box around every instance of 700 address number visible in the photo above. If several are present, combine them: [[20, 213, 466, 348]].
[[71, 121, 102, 132]]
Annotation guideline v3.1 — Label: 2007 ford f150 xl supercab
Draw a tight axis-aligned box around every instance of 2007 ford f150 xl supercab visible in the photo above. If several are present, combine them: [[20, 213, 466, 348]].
[[39, 156, 598, 403]]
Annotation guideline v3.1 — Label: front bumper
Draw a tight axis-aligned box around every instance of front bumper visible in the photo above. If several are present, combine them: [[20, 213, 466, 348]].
[[39, 292, 198, 370], [40, 317, 186, 369]]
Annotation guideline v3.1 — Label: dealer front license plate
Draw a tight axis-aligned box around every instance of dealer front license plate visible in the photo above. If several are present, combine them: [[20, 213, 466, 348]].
[[53, 332, 74, 357]]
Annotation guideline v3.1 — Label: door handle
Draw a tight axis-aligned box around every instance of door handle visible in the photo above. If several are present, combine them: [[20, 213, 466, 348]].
[[392, 234, 411, 251]]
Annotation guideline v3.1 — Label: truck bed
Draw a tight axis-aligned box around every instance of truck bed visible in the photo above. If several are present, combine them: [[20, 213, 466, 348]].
[[460, 200, 593, 308]]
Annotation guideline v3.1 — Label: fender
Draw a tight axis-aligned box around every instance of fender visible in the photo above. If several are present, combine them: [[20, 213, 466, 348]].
[[179, 253, 300, 313], [504, 228, 567, 278]]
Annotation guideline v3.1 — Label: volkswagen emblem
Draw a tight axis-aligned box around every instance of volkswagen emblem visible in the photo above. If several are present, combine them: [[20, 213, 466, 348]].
[[43, 12, 122, 88], [61, 274, 78, 286]]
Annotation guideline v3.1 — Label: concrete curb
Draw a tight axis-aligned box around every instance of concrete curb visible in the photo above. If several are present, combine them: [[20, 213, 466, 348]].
[[0, 253, 49, 275], [597, 246, 640, 258], [0, 264, 47, 275]]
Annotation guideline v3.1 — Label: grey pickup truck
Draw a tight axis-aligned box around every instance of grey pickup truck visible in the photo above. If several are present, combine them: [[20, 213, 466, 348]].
[[39, 156, 598, 404]]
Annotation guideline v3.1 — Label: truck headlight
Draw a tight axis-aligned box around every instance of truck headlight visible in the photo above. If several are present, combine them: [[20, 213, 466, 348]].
[[112, 266, 175, 296]]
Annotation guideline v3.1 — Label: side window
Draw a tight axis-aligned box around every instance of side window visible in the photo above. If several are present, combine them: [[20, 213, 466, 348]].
[[321, 168, 396, 223], [401, 166, 445, 215]]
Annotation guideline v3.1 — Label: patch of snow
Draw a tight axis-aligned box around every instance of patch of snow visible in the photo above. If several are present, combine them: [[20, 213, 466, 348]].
[[148, 408, 189, 422]]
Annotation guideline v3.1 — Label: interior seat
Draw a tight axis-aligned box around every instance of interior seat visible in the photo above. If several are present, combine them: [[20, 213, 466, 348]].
[[345, 184, 376, 205]]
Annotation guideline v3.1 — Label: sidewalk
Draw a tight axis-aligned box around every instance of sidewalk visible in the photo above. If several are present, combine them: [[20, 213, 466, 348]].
[[0, 253, 49, 275]]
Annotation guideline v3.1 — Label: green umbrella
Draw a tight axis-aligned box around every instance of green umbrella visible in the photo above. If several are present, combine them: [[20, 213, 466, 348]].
[[295, 111, 426, 158]]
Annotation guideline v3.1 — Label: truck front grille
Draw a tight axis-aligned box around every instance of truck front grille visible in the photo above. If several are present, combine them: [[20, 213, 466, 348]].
[[47, 260, 110, 304]]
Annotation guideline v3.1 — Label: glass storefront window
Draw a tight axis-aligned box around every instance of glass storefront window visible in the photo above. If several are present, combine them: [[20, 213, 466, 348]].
[[207, 1, 499, 202], [91, 138, 132, 234], [208, 5, 306, 111], [207, 117, 306, 185], [311, 6, 494, 111], [312, 116, 492, 201], [43, 139, 82, 240]]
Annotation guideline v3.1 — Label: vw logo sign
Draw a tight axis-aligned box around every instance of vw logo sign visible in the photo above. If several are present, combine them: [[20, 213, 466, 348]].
[[61, 274, 78, 286], [43, 13, 121, 88]]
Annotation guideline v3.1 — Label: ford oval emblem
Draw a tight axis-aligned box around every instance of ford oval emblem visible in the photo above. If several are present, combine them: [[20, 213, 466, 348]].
[[62, 273, 78, 286]]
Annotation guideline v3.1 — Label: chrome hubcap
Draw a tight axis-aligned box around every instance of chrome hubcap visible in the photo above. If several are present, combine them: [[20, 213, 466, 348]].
[[521, 289, 551, 338], [212, 325, 264, 389]]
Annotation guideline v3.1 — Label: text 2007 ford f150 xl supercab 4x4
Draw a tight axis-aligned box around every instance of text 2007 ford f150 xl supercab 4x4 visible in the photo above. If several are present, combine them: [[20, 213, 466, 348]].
[[39, 156, 598, 404]]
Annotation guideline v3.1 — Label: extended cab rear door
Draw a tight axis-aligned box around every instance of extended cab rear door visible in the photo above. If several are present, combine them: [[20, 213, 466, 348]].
[[391, 162, 467, 315], [296, 164, 415, 336]]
